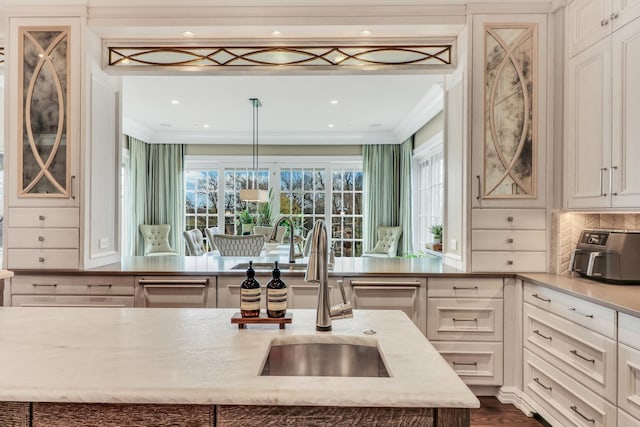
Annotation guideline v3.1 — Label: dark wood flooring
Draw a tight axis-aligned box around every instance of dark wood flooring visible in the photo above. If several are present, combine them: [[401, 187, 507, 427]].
[[471, 397, 545, 427]]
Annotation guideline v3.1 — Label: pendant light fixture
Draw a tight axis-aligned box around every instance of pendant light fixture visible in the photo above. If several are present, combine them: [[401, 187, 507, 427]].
[[240, 97, 269, 203]]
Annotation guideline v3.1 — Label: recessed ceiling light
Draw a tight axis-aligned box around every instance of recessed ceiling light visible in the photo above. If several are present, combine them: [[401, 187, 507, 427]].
[[171, 100, 180, 105], [272, 30, 281, 36], [330, 100, 339, 105], [328, 124, 335, 128], [360, 30, 372, 36], [183, 31, 195, 37]]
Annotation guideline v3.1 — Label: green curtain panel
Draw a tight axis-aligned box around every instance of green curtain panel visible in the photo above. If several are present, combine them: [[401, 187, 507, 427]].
[[363, 138, 413, 256], [127, 136, 185, 256]]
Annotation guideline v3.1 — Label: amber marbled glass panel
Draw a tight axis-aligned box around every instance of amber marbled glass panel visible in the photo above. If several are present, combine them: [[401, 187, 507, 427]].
[[484, 24, 537, 198], [20, 27, 70, 197]]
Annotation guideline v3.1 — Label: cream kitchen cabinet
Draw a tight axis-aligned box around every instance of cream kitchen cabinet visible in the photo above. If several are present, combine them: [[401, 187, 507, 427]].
[[567, 0, 640, 57], [344, 276, 426, 335], [618, 313, 640, 425], [522, 281, 618, 426], [471, 209, 547, 272], [135, 276, 215, 308], [427, 277, 504, 386], [565, 14, 640, 209], [10, 274, 134, 307]]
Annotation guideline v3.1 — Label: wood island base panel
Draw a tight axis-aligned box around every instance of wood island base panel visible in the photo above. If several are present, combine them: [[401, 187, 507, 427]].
[[0, 402, 470, 427]]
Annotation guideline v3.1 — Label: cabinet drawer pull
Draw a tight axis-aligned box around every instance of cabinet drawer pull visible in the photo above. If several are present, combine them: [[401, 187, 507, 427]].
[[610, 11, 619, 20], [32, 283, 57, 287], [351, 281, 421, 287], [452, 286, 478, 290], [507, 238, 514, 243], [610, 165, 618, 196], [453, 361, 477, 367], [533, 377, 552, 391], [600, 18, 609, 26], [531, 293, 550, 303], [39, 215, 46, 221], [569, 307, 594, 318], [570, 349, 595, 363], [507, 260, 514, 265], [476, 175, 481, 201], [38, 236, 45, 242], [71, 175, 77, 200], [507, 216, 514, 222], [570, 405, 595, 423], [138, 279, 208, 285], [533, 329, 552, 340], [453, 318, 478, 322], [38, 257, 45, 263], [600, 167, 608, 196], [86, 284, 112, 288]]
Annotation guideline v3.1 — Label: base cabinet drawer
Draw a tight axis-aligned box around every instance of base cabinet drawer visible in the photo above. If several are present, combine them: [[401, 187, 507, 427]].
[[12, 295, 134, 307], [471, 209, 546, 229], [524, 349, 617, 427], [471, 230, 547, 251], [12, 275, 134, 296], [7, 249, 80, 270], [135, 277, 215, 308], [619, 343, 640, 420], [7, 207, 80, 228], [431, 341, 503, 386], [427, 278, 503, 298], [524, 282, 616, 339], [619, 409, 640, 427], [524, 303, 616, 403], [7, 228, 80, 249], [427, 298, 503, 341]]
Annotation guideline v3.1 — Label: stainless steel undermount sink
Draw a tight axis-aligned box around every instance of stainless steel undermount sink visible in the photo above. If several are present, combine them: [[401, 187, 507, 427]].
[[231, 262, 307, 271], [260, 336, 390, 377]]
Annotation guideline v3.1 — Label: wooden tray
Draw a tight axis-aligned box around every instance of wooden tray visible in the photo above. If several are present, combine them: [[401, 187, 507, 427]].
[[231, 312, 292, 329]]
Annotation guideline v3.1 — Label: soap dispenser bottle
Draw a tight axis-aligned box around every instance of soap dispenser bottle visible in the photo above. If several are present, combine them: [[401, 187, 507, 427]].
[[266, 261, 288, 318], [240, 261, 261, 318]]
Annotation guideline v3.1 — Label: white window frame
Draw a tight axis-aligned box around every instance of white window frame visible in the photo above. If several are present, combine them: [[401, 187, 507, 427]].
[[412, 131, 444, 253]]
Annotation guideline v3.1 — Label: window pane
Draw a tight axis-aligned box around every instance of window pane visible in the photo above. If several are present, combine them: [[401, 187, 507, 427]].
[[303, 171, 313, 191], [314, 171, 326, 191], [315, 193, 325, 214], [332, 171, 343, 191], [291, 169, 302, 191], [331, 167, 363, 258], [354, 171, 363, 191]]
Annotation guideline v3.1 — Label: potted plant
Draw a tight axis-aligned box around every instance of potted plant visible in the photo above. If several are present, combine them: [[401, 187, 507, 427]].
[[238, 209, 255, 235], [430, 224, 443, 244]]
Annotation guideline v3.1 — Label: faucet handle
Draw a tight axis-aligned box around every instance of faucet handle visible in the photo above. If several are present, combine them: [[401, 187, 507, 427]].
[[337, 280, 348, 304], [330, 301, 353, 319]]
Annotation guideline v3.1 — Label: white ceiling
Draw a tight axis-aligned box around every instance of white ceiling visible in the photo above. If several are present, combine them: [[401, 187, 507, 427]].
[[122, 73, 445, 145]]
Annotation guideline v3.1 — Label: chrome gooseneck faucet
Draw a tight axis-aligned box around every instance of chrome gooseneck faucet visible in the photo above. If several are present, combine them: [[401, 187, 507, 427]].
[[270, 215, 296, 264], [305, 219, 352, 331]]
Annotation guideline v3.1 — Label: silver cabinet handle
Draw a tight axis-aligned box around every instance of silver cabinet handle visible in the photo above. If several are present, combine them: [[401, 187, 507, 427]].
[[600, 167, 608, 196], [86, 284, 112, 288], [569, 307, 594, 318], [507, 260, 514, 265], [38, 236, 45, 242], [570, 405, 595, 423], [38, 257, 45, 263], [507, 238, 514, 243], [611, 166, 618, 196], [533, 329, 552, 340], [476, 175, 481, 201], [533, 377, 552, 391], [453, 286, 478, 290], [610, 11, 619, 20], [453, 318, 478, 322], [39, 215, 45, 221], [32, 283, 57, 287], [453, 361, 478, 367], [507, 216, 514, 222], [570, 349, 596, 363], [532, 293, 551, 303], [601, 18, 610, 26]]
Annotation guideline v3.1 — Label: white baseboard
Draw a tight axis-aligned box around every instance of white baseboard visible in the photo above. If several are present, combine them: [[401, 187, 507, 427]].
[[497, 386, 533, 416]]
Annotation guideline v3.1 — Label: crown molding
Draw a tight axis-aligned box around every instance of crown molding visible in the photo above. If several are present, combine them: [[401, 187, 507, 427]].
[[122, 117, 153, 142], [394, 84, 444, 143]]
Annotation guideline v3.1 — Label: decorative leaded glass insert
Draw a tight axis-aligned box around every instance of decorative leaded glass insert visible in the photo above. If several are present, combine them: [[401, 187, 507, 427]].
[[19, 27, 70, 197], [484, 24, 537, 198]]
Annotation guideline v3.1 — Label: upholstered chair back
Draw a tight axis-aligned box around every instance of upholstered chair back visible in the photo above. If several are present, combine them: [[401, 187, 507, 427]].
[[204, 227, 221, 250], [183, 229, 206, 256], [139, 224, 178, 256], [212, 234, 265, 256], [364, 226, 402, 258]]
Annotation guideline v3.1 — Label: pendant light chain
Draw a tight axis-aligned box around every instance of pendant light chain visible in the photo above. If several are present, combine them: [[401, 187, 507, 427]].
[[250, 97, 262, 190]]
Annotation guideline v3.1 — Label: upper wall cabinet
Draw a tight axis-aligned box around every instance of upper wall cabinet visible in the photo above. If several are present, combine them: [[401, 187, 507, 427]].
[[471, 14, 549, 208], [6, 18, 81, 208], [568, 0, 640, 57], [564, 14, 640, 209]]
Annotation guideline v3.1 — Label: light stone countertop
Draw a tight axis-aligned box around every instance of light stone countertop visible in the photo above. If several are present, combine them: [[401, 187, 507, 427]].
[[87, 254, 472, 276], [0, 307, 479, 408]]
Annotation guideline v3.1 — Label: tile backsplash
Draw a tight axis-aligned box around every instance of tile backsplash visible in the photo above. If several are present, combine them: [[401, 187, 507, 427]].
[[551, 212, 640, 275]]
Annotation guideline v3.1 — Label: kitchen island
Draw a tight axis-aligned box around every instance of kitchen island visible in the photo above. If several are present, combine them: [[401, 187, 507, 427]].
[[0, 308, 478, 426]]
